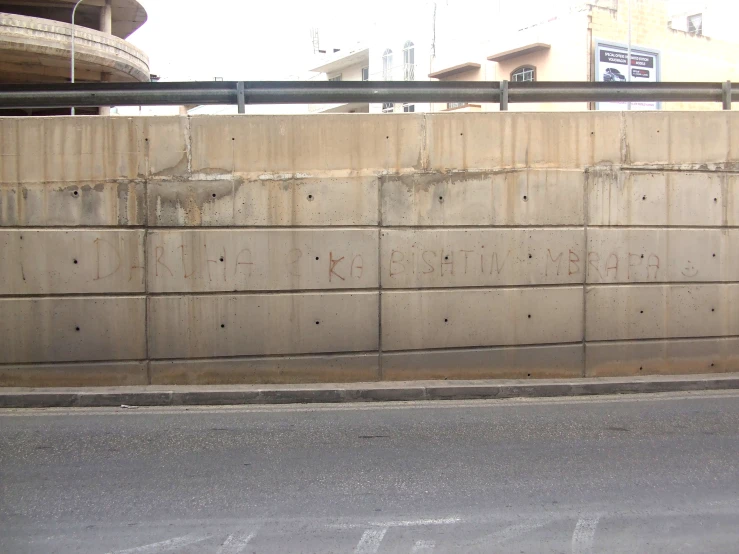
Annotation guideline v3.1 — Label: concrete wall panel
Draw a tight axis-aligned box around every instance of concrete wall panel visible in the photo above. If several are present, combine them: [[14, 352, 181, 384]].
[[190, 115, 425, 176], [381, 228, 584, 288], [0, 117, 146, 184], [147, 229, 378, 292], [381, 170, 584, 226], [148, 177, 379, 227], [148, 292, 379, 359], [586, 338, 739, 377], [0, 361, 148, 387], [586, 284, 739, 341], [587, 171, 726, 226], [426, 113, 621, 170], [0, 230, 145, 294], [586, 229, 739, 283], [0, 181, 145, 227], [0, 297, 146, 363], [382, 344, 583, 380], [150, 354, 379, 385], [142, 117, 189, 177], [381, 287, 583, 351], [624, 112, 729, 167]]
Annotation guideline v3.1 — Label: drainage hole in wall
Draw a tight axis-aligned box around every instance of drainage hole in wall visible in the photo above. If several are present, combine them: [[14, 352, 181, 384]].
[[711, 363, 715, 367], [639, 366, 643, 371], [315, 256, 319, 261], [221, 324, 225, 328], [713, 253, 716, 257], [714, 198, 718, 202], [308, 194, 313, 200], [219, 257, 224, 262], [641, 254, 644, 258], [73, 259, 78, 264], [640, 310, 644, 314], [642, 195, 646, 200], [75, 327, 80, 332], [73, 191, 79, 197], [712, 308, 715, 312], [528, 254, 532, 259], [212, 193, 216, 198], [444, 256, 449, 260], [523, 195, 528, 201], [438, 196, 443, 202], [528, 314, 531, 318], [444, 318, 448, 322], [315, 321, 320, 325], [527, 373, 531, 377]]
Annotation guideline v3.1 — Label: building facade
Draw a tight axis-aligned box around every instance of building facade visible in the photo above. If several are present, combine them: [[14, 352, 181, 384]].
[[0, 0, 150, 114], [307, 0, 739, 113]]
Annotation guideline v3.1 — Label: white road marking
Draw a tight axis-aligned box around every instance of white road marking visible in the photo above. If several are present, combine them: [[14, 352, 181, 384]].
[[354, 528, 388, 554], [411, 539, 436, 552], [334, 517, 461, 529], [216, 531, 256, 554], [464, 519, 550, 548], [571, 516, 600, 554], [108, 534, 209, 554]]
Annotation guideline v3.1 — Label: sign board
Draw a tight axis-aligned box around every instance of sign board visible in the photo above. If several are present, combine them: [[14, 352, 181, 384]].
[[595, 40, 661, 110]]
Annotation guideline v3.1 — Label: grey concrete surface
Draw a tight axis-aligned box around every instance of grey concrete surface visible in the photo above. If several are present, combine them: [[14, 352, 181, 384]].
[[1, 391, 738, 553]]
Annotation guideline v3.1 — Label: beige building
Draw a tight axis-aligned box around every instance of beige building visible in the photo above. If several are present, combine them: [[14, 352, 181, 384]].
[[429, 0, 739, 112], [0, 0, 149, 114]]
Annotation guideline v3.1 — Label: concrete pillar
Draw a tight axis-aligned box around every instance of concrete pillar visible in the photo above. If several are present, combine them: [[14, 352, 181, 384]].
[[99, 72, 112, 115], [100, 0, 112, 34]]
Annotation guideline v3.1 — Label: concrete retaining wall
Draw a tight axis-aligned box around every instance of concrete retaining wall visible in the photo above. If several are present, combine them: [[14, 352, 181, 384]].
[[2, 112, 739, 386]]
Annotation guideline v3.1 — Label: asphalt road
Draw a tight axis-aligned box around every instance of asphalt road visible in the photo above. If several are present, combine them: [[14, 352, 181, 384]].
[[1, 391, 738, 554]]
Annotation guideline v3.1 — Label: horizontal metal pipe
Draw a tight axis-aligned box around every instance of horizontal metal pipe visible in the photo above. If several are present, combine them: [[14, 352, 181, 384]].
[[0, 81, 734, 109]]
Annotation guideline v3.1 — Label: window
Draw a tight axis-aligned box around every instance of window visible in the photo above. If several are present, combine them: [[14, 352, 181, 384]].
[[403, 41, 415, 81], [362, 67, 369, 81], [511, 65, 536, 82], [329, 74, 342, 82], [688, 13, 702, 35], [382, 102, 394, 113], [403, 103, 415, 112], [382, 49, 393, 80], [447, 102, 466, 110]]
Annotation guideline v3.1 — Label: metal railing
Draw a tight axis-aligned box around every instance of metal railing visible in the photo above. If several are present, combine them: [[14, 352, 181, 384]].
[[0, 80, 734, 112]]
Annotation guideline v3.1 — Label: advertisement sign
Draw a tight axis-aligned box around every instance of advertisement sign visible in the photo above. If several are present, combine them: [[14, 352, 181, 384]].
[[595, 40, 661, 110]]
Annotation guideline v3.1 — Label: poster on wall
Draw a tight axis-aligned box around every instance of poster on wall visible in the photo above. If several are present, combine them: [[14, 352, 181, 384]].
[[595, 40, 661, 110]]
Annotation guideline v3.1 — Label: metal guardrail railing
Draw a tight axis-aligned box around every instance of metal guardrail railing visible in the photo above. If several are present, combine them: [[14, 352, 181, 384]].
[[0, 80, 734, 112]]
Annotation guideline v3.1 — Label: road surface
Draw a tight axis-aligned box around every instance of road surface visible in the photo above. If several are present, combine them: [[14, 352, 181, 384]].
[[1, 391, 738, 553]]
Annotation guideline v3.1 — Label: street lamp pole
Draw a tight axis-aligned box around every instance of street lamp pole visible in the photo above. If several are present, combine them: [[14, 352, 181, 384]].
[[70, 0, 85, 115]]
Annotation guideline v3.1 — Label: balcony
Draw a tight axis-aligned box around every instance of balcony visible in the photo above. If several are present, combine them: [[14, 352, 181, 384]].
[[0, 12, 150, 83]]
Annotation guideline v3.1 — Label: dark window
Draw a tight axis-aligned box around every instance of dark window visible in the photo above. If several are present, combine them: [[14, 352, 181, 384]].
[[382, 102, 394, 113], [362, 67, 369, 81], [688, 13, 703, 35]]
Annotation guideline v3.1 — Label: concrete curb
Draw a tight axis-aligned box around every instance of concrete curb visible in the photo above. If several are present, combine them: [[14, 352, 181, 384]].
[[1, 373, 739, 408]]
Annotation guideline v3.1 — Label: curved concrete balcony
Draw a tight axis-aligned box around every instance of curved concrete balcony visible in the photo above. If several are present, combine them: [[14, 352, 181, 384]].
[[0, 12, 149, 83]]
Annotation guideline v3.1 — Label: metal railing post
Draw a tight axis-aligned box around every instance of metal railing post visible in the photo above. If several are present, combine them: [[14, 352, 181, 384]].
[[237, 81, 245, 114], [500, 80, 509, 111], [723, 81, 732, 110]]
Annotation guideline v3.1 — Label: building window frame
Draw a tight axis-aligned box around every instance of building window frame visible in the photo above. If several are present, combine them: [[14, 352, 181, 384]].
[[328, 74, 342, 82], [403, 40, 415, 81], [403, 103, 414, 112], [362, 66, 369, 81], [382, 49, 393, 80], [687, 13, 703, 35], [382, 102, 394, 113], [510, 65, 536, 82]]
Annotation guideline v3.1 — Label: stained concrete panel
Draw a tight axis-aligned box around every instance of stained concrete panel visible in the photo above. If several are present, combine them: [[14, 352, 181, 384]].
[[148, 180, 235, 226], [585, 338, 739, 377], [150, 354, 379, 385], [381, 228, 584, 288], [425, 112, 621, 171], [0, 297, 146, 363], [0, 181, 145, 227], [624, 112, 729, 167], [381, 287, 583, 351], [382, 344, 583, 380], [142, 117, 189, 177], [586, 228, 739, 283], [0, 117, 146, 184], [148, 292, 379, 359], [585, 284, 739, 341], [148, 177, 379, 227], [0, 361, 148, 387], [0, 230, 145, 294], [147, 229, 378, 292], [381, 170, 584, 226], [190, 114, 425, 176], [587, 171, 726, 227]]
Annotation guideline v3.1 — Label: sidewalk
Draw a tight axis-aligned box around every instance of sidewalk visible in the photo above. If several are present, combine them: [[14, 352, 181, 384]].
[[1, 373, 738, 408]]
